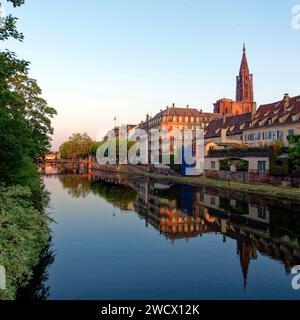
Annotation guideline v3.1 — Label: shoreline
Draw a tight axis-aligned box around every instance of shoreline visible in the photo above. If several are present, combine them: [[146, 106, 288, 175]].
[[125, 165, 300, 202]]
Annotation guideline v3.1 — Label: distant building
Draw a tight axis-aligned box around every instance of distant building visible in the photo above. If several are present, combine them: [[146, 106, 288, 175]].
[[204, 112, 253, 149], [139, 104, 221, 153], [45, 152, 58, 160], [142, 104, 219, 132], [243, 94, 300, 146], [104, 124, 137, 140], [214, 45, 254, 116]]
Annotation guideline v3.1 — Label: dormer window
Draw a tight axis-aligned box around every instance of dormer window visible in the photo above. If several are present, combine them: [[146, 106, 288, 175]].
[[249, 122, 253, 128], [292, 114, 298, 122], [279, 117, 284, 123], [268, 118, 272, 125]]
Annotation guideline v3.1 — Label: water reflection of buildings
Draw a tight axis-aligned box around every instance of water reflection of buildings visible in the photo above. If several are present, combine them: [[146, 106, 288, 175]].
[[49, 168, 300, 289], [134, 182, 205, 241], [132, 178, 300, 287]]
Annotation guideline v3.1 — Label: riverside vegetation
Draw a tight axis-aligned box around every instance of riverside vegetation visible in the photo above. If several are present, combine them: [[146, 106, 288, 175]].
[[0, 1, 56, 299]]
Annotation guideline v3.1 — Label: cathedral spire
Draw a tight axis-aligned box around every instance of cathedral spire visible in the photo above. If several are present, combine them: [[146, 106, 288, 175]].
[[236, 44, 253, 102], [239, 44, 249, 74]]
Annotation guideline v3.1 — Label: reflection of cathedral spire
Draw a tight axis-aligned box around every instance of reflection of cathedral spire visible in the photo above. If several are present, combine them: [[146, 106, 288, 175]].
[[237, 240, 251, 289]]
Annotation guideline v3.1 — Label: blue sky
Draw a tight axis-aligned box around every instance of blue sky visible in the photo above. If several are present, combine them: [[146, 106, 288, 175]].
[[2, 0, 300, 149]]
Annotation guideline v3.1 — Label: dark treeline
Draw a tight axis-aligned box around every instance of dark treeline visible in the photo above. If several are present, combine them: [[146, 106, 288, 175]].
[[0, 0, 56, 299]]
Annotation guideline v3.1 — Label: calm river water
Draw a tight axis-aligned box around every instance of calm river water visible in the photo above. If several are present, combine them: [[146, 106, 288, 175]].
[[21, 170, 300, 300]]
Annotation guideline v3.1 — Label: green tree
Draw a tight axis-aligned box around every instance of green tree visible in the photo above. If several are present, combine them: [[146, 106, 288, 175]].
[[91, 138, 136, 161], [289, 140, 300, 170], [8, 73, 57, 158], [0, 185, 51, 300], [0, 0, 25, 41], [0, 0, 54, 300], [60, 133, 94, 159]]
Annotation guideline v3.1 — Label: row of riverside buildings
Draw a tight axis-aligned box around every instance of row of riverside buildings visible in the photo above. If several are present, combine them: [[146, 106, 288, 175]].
[[106, 45, 300, 184]]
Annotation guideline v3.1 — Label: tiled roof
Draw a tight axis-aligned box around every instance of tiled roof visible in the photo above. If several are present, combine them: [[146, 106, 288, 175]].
[[244, 95, 300, 130], [205, 113, 252, 138], [153, 107, 216, 119]]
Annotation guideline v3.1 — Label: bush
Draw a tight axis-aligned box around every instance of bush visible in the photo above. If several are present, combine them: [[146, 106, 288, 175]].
[[0, 185, 51, 300], [269, 144, 289, 176], [235, 160, 249, 172], [219, 159, 230, 171]]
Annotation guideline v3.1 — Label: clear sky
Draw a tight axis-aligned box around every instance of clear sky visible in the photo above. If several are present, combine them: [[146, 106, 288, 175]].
[[2, 0, 300, 150]]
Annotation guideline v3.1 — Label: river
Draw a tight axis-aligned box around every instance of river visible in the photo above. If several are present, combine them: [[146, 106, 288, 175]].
[[20, 170, 300, 299]]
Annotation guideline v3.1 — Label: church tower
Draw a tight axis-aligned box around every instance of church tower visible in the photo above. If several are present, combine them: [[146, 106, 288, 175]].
[[236, 44, 254, 103], [213, 45, 255, 115]]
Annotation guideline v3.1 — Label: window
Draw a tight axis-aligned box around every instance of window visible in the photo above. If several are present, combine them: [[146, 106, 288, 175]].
[[211, 197, 216, 205], [246, 133, 254, 141], [277, 130, 284, 141], [263, 132, 269, 140], [288, 129, 295, 137], [211, 161, 216, 169], [258, 161, 267, 173], [292, 115, 298, 122], [191, 117, 194, 122], [255, 132, 261, 140], [258, 207, 268, 219], [279, 117, 284, 123], [269, 131, 276, 141]]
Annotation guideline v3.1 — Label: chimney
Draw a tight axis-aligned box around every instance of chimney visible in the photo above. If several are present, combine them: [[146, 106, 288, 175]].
[[166, 106, 169, 109], [200, 109, 203, 114], [283, 93, 290, 112], [146, 114, 149, 121], [222, 113, 227, 125], [186, 105, 189, 108], [172, 103, 175, 108], [221, 128, 228, 143], [251, 102, 257, 119]]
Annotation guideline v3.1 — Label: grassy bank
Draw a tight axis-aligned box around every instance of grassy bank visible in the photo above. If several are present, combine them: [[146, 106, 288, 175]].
[[128, 166, 300, 202]]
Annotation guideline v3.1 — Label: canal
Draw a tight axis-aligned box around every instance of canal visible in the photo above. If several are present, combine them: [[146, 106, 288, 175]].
[[20, 170, 300, 299]]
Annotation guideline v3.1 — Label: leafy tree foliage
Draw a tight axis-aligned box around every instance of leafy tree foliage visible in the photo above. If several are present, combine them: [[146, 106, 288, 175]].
[[0, 185, 51, 299], [60, 133, 94, 159], [0, 0, 55, 300], [91, 138, 137, 160], [0, 1, 25, 41], [289, 140, 300, 170], [9, 73, 57, 158]]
